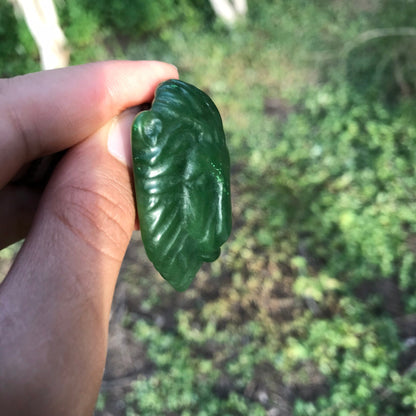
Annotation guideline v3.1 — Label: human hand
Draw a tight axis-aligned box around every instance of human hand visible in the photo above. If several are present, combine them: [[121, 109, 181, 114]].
[[0, 60, 178, 415]]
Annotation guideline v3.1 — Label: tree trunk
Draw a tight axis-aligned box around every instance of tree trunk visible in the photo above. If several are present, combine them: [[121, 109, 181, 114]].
[[209, 0, 247, 26], [13, 0, 69, 69]]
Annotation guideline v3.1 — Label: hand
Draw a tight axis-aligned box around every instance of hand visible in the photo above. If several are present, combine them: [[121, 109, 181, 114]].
[[0, 60, 178, 415]]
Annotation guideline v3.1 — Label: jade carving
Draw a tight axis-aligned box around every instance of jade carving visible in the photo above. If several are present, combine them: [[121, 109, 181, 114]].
[[131, 79, 232, 291]]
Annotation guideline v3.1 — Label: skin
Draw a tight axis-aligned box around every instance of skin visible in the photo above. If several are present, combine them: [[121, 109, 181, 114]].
[[0, 60, 178, 416]]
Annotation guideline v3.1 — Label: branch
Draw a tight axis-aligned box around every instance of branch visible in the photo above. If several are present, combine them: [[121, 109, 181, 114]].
[[343, 27, 416, 57]]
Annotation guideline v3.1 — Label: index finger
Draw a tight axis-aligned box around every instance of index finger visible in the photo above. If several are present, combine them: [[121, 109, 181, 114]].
[[0, 60, 178, 187]]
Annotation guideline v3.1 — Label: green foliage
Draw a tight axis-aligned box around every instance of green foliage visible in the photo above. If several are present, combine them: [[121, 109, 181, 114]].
[[76, 0, 179, 36], [95, 393, 106, 412], [126, 319, 267, 416], [0, 1, 39, 76], [67, 0, 214, 39], [279, 299, 404, 415], [257, 83, 416, 287], [56, 0, 108, 64]]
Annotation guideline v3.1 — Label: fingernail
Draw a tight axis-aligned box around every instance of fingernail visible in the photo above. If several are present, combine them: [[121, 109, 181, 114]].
[[107, 108, 138, 168]]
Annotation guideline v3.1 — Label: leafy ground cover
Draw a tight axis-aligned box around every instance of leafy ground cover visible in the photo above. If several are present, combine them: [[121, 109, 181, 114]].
[[1, 1, 416, 415]]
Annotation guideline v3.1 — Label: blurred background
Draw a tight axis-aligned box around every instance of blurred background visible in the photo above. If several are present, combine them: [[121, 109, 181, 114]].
[[1, 0, 416, 415]]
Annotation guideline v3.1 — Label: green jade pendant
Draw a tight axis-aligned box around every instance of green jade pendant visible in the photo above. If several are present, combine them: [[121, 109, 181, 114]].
[[131, 79, 232, 291]]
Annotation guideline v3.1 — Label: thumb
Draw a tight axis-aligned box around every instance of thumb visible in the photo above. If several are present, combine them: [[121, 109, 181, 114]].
[[28, 107, 138, 308], [0, 110, 138, 414]]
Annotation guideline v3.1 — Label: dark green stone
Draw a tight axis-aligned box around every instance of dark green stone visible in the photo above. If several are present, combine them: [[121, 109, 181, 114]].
[[131, 79, 232, 291]]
